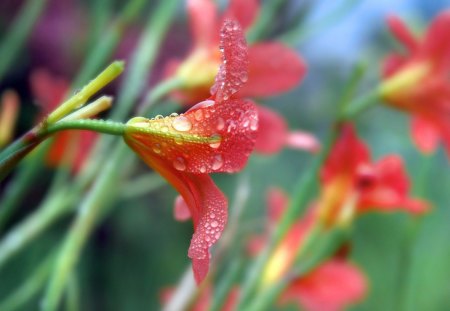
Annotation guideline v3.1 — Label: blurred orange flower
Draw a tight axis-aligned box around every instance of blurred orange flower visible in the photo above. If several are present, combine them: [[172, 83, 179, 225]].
[[381, 12, 450, 156], [318, 124, 429, 227], [250, 188, 367, 311]]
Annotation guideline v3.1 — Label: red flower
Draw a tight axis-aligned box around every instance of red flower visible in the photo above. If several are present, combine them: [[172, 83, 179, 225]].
[[168, 0, 306, 104], [318, 124, 429, 227], [251, 188, 366, 311], [30, 69, 97, 173], [124, 20, 258, 284], [381, 12, 450, 156]]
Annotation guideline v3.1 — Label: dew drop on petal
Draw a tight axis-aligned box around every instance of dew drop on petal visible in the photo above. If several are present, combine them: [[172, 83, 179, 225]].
[[194, 110, 203, 121], [217, 117, 225, 131], [172, 116, 192, 132], [211, 221, 218, 228], [250, 118, 258, 131], [210, 213, 215, 219], [212, 154, 224, 170], [174, 135, 183, 145], [152, 143, 161, 154], [154, 115, 164, 120], [209, 134, 222, 149], [200, 165, 206, 173], [173, 157, 186, 171]]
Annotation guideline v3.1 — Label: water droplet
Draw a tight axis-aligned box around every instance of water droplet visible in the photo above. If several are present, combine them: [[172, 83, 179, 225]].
[[194, 110, 203, 121], [170, 112, 179, 117], [205, 236, 211, 242], [242, 119, 250, 127], [239, 72, 248, 82], [173, 157, 186, 171], [172, 116, 192, 132], [215, 233, 220, 239], [152, 143, 161, 154], [250, 118, 258, 131], [223, 94, 229, 100], [154, 115, 164, 120], [174, 135, 183, 145], [212, 155, 223, 170], [227, 121, 237, 133], [217, 118, 225, 131], [200, 165, 206, 173], [211, 221, 218, 228], [209, 134, 221, 149], [210, 213, 215, 219]]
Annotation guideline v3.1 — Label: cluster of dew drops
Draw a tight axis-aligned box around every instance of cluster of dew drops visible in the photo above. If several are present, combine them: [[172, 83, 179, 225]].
[[210, 20, 249, 102]]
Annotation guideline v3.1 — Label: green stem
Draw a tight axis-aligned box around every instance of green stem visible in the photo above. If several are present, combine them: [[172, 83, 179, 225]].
[[44, 119, 126, 136], [0, 251, 54, 311], [41, 1, 180, 310], [339, 87, 381, 121], [41, 142, 126, 311], [48, 61, 124, 123], [0, 143, 48, 232], [0, 0, 49, 81], [246, 0, 286, 43], [237, 129, 337, 309]]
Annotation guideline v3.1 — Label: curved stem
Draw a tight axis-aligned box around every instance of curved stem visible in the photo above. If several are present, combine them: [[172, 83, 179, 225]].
[[44, 119, 126, 137]]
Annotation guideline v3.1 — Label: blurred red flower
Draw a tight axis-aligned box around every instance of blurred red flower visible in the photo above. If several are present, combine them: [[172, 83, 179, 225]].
[[318, 124, 429, 227], [250, 188, 367, 311], [168, 0, 306, 104], [125, 20, 258, 284], [381, 12, 450, 157], [30, 69, 97, 173]]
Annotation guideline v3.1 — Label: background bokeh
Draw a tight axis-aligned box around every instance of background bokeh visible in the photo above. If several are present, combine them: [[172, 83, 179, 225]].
[[0, 0, 449, 310]]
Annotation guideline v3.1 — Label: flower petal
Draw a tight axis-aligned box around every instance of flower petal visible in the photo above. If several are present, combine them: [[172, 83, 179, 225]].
[[386, 15, 418, 53], [280, 259, 367, 311], [239, 43, 306, 98], [254, 105, 288, 154], [187, 0, 219, 48], [411, 116, 440, 154], [359, 155, 429, 214], [30, 69, 68, 115], [122, 143, 228, 284], [285, 131, 321, 153], [125, 98, 257, 174], [321, 124, 370, 184], [224, 0, 260, 31], [210, 20, 249, 102], [174, 195, 192, 221], [423, 10, 450, 70]]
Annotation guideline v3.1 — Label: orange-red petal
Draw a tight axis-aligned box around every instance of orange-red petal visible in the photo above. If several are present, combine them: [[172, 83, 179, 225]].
[[239, 42, 306, 98], [279, 259, 367, 311], [224, 0, 260, 31], [358, 155, 429, 214], [321, 124, 370, 184], [174, 195, 192, 221], [187, 0, 219, 48], [386, 15, 418, 53], [126, 99, 257, 174], [411, 116, 440, 154], [210, 20, 249, 102]]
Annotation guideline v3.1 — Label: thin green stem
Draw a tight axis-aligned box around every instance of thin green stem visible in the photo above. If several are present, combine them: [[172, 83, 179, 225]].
[[246, 0, 286, 43], [41, 1, 180, 310], [0, 0, 49, 81], [339, 87, 381, 121], [44, 119, 126, 137], [0, 143, 48, 232], [48, 61, 124, 123]]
